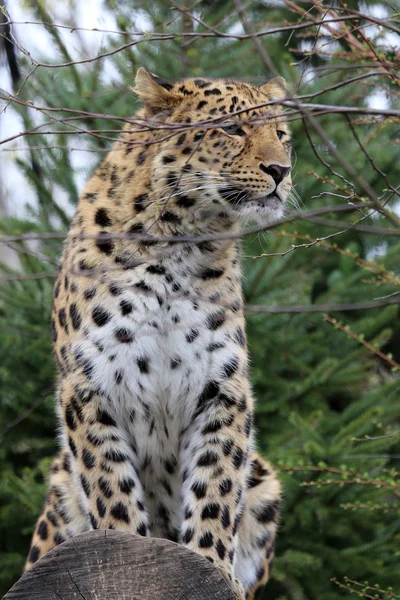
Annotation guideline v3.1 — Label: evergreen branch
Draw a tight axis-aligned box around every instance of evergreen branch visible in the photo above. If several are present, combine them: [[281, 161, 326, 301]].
[[246, 297, 400, 313], [332, 577, 400, 599], [340, 502, 400, 512], [255, 230, 400, 287], [324, 315, 400, 371], [279, 465, 400, 494]]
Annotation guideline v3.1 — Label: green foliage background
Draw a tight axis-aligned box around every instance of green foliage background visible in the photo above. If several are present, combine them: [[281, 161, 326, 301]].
[[0, 1, 399, 597]]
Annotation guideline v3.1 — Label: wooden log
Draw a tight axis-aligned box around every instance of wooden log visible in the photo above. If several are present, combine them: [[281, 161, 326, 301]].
[[4, 530, 236, 599]]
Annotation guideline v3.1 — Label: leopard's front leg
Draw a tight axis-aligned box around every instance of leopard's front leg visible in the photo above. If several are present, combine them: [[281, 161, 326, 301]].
[[59, 377, 149, 535], [180, 377, 253, 600]]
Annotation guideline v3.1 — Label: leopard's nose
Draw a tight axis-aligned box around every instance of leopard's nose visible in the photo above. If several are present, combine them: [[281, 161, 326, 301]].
[[260, 163, 290, 185]]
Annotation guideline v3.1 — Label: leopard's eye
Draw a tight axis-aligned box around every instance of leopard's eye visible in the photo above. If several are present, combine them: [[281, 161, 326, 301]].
[[277, 130, 286, 140], [221, 124, 246, 137]]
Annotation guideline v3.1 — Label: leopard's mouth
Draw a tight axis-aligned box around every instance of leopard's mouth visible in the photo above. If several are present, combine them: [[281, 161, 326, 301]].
[[219, 185, 283, 208]]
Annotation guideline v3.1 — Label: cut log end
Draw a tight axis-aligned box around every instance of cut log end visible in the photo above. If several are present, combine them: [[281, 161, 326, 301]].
[[5, 530, 236, 600]]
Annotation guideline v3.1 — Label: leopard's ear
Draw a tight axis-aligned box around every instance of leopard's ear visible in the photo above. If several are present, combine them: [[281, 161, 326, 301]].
[[134, 68, 183, 113], [259, 77, 288, 100]]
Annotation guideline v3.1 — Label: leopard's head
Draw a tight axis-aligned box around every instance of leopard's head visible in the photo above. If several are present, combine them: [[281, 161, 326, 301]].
[[134, 68, 292, 225]]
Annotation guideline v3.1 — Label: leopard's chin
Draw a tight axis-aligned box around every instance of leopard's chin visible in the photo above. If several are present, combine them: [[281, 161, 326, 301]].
[[231, 193, 286, 223]]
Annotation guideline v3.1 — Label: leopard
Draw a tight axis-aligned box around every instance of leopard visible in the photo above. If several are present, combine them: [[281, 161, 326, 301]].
[[25, 68, 292, 600]]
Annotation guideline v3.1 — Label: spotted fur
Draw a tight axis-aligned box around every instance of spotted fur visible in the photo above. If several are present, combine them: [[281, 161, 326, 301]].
[[26, 69, 292, 599]]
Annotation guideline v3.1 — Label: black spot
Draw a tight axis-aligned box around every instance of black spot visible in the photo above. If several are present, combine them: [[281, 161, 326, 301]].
[[160, 210, 181, 223], [162, 155, 176, 164], [234, 327, 246, 347], [51, 319, 58, 342], [97, 497, 107, 518], [198, 381, 220, 404], [244, 414, 252, 437], [161, 478, 173, 496], [68, 436, 77, 457], [191, 481, 207, 499], [247, 475, 262, 489], [164, 457, 177, 474], [199, 532, 213, 548], [71, 398, 84, 425], [120, 299, 133, 315], [206, 312, 226, 330], [232, 447, 244, 470], [221, 357, 239, 378], [65, 404, 77, 431], [54, 280, 61, 298], [84, 288, 96, 300], [104, 449, 128, 463], [176, 133, 187, 146], [109, 284, 122, 296], [136, 522, 147, 536], [182, 527, 194, 543], [92, 306, 111, 327], [170, 357, 182, 369], [37, 520, 48, 540], [96, 231, 114, 255], [176, 195, 195, 208], [86, 432, 103, 447], [82, 448, 96, 469], [198, 241, 215, 253], [135, 194, 148, 212], [184, 506, 193, 519], [135, 280, 151, 293], [99, 477, 113, 499], [185, 328, 199, 343], [58, 308, 67, 328], [147, 264, 166, 275], [206, 342, 225, 352], [129, 222, 144, 234], [219, 478, 232, 496], [136, 151, 146, 165], [115, 328, 134, 343], [199, 267, 224, 280], [194, 79, 212, 89], [204, 88, 222, 96], [28, 545, 40, 564], [256, 566, 266, 583], [201, 504, 220, 519], [197, 100, 208, 109], [95, 208, 112, 227], [63, 453, 72, 473], [114, 370, 123, 384], [137, 357, 150, 374], [84, 192, 97, 202], [232, 513, 241, 536], [80, 473, 91, 497], [197, 451, 219, 467], [97, 409, 117, 427], [255, 500, 281, 523], [222, 438, 234, 455], [202, 420, 223, 434], [110, 502, 130, 523], [238, 396, 247, 412], [119, 478, 136, 494], [216, 539, 226, 560], [221, 506, 230, 529], [69, 303, 81, 330]]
